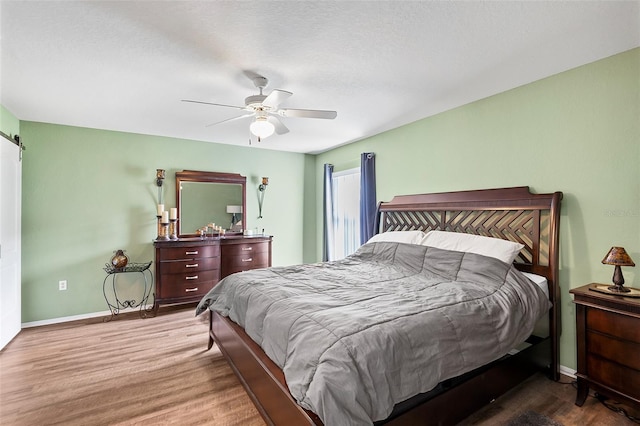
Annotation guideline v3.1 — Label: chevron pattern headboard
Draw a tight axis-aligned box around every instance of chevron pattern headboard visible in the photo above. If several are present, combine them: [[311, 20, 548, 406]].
[[379, 208, 550, 266], [376, 186, 563, 380]]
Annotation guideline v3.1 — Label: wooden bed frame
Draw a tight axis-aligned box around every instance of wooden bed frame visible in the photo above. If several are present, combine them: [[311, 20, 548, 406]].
[[207, 186, 563, 425]]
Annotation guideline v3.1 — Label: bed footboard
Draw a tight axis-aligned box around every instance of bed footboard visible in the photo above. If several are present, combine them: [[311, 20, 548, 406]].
[[209, 311, 322, 426]]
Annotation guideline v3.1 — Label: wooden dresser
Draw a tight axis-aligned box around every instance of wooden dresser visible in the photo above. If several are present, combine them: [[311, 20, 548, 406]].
[[570, 284, 640, 410], [154, 235, 272, 310]]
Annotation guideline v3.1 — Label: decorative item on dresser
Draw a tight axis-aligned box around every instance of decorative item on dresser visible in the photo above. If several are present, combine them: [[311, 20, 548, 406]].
[[570, 284, 640, 411], [226, 205, 243, 230], [153, 236, 272, 311]]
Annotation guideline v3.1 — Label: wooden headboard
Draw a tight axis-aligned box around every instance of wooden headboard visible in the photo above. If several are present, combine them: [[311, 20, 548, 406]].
[[376, 186, 563, 379]]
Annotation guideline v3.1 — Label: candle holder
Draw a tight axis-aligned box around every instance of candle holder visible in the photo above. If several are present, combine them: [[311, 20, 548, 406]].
[[156, 215, 163, 240], [158, 221, 170, 241], [169, 218, 178, 240]]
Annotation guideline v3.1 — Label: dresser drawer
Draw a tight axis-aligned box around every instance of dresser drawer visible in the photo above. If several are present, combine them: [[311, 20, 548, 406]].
[[587, 330, 640, 370], [587, 309, 640, 343], [222, 241, 270, 256], [158, 269, 220, 299], [159, 244, 220, 261], [222, 251, 270, 274], [159, 257, 220, 275]]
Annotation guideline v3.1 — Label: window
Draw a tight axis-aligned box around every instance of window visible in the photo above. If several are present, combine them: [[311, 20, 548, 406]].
[[329, 167, 361, 260]]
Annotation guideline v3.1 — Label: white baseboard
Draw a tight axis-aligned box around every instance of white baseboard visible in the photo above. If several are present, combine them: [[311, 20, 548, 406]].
[[559, 364, 576, 378], [21, 306, 155, 328]]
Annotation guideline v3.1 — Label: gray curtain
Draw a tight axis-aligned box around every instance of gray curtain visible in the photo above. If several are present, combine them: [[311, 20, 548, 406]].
[[359, 153, 376, 244], [322, 163, 334, 261]]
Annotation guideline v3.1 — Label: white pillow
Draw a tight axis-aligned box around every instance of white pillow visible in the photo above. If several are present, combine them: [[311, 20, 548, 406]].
[[367, 230, 426, 245], [420, 230, 524, 264]]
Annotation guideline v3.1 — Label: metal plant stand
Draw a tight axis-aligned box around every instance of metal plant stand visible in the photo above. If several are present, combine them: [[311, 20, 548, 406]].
[[102, 261, 155, 321]]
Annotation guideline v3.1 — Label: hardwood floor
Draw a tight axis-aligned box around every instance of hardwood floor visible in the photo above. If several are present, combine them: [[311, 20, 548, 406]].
[[1, 306, 637, 425]]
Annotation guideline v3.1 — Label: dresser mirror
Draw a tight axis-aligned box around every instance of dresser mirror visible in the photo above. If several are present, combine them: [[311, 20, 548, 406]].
[[175, 170, 246, 237]]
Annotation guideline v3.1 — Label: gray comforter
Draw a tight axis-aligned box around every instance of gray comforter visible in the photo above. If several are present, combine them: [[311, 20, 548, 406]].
[[196, 242, 551, 426]]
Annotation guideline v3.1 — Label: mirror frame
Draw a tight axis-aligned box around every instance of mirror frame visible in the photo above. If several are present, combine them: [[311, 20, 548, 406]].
[[175, 170, 246, 237]]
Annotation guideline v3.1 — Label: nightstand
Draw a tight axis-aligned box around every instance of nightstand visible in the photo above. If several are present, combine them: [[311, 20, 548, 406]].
[[570, 284, 640, 410]]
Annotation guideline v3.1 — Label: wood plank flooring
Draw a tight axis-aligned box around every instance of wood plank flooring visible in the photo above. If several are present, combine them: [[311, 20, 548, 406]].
[[1, 306, 637, 425]]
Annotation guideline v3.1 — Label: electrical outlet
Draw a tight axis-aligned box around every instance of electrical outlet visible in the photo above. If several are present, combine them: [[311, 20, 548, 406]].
[[59, 280, 67, 291]]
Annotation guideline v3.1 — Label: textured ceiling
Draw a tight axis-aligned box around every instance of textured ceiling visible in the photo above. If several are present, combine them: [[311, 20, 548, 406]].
[[1, 1, 638, 154]]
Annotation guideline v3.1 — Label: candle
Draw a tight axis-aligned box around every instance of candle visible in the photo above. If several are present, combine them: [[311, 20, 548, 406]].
[[170, 208, 177, 220], [162, 211, 169, 224], [157, 204, 164, 216]]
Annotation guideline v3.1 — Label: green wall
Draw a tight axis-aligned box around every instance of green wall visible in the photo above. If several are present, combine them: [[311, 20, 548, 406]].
[[19, 123, 310, 322], [314, 48, 640, 370], [1, 105, 20, 136]]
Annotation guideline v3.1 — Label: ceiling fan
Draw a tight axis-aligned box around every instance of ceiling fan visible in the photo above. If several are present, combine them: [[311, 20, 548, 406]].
[[183, 76, 337, 142]]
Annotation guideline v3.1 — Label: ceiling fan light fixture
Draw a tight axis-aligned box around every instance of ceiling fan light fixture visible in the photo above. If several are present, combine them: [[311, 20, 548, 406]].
[[250, 116, 275, 139]]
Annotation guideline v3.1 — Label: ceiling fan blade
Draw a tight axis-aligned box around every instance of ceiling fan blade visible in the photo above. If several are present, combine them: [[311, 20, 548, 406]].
[[267, 115, 290, 135], [205, 112, 255, 128], [279, 108, 337, 119], [182, 99, 245, 110], [262, 89, 293, 109]]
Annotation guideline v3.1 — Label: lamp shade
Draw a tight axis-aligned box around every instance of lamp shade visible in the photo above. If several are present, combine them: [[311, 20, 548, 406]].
[[250, 117, 275, 139], [602, 247, 635, 266], [226, 205, 243, 214]]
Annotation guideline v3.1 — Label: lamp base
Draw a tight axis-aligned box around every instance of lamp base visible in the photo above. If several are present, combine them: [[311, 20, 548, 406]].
[[608, 284, 631, 293], [590, 284, 640, 298]]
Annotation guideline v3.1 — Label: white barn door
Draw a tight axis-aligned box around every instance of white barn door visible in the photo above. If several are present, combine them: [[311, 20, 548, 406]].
[[0, 134, 22, 350]]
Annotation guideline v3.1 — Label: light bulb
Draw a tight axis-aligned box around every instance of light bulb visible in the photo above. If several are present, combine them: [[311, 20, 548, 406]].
[[250, 117, 275, 139]]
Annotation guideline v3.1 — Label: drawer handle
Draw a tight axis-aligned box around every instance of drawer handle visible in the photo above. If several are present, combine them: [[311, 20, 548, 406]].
[[185, 275, 199, 280], [185, 250, 198, 255], [185, 287, 199, 293], [186, 263, 199, 268], [242, 258, 253, 262], [242, 247, 253, 251]]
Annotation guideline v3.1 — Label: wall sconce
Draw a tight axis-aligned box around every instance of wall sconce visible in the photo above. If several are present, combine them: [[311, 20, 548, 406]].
[[258, 177, 269, 218], [227, 205, 243, 229], [156, 169, 166, 204]]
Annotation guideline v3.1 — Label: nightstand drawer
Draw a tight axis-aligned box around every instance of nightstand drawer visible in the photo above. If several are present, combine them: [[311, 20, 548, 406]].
[[587, 330, 640, 370], [587, 309, 640, 343], [587, 354, 640, 400]]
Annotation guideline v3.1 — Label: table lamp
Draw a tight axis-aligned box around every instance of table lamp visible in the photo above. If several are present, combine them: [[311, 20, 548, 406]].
[[601, 246, 635, 293]]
